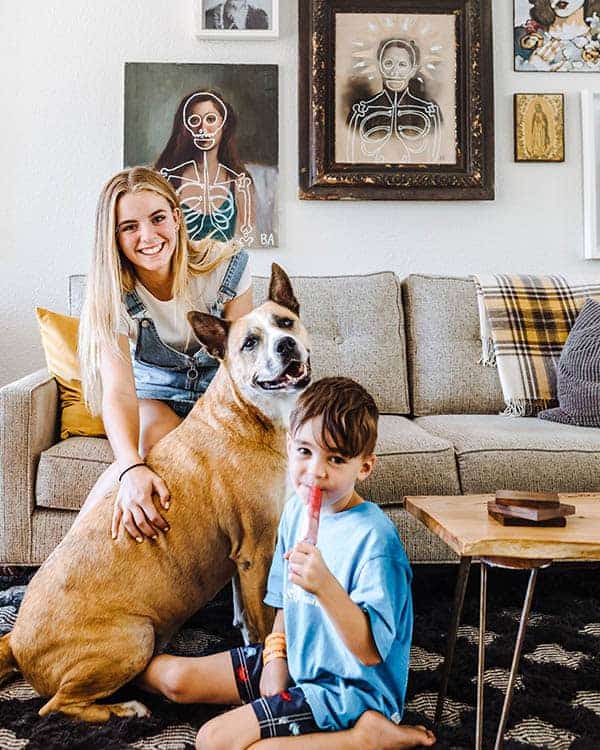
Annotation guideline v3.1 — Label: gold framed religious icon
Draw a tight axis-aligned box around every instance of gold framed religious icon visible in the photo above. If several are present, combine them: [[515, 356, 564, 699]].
[[514, 93, 565, 162]]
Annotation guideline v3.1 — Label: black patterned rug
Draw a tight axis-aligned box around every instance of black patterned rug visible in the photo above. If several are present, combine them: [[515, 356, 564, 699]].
[[1, 565, 600, 749]]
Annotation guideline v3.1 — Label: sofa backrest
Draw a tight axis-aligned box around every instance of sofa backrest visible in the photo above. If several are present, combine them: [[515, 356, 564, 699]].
[[69, 272, 411, 415], [69, 275, 85, 318], [402, 274, 504, 416], [254, 272, 410, 414]]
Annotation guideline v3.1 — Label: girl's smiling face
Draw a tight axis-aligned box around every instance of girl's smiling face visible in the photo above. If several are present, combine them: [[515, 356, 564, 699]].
[[287, 416, 375, 514], [115, 190, 180, 277]]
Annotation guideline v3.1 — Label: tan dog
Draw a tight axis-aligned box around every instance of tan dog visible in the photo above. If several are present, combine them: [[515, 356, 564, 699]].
[[0, 264, 311, 722]]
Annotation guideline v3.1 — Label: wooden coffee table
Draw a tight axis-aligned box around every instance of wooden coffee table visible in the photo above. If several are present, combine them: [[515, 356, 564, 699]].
[[405, 493, 600, 750]]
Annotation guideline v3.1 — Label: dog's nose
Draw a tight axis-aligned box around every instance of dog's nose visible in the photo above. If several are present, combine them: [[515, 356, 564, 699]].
[[276, 336, 297, 357]]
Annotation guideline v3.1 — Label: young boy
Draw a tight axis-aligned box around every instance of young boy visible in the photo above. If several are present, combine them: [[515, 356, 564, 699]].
[[138, 377, 436, 750]]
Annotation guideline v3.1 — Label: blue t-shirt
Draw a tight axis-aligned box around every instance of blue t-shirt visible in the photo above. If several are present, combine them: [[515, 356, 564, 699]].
[[264, 495, 413, 731]]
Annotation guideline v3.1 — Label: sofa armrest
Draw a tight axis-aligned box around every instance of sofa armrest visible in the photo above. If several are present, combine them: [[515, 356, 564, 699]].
[[0, 369, 59, 564]]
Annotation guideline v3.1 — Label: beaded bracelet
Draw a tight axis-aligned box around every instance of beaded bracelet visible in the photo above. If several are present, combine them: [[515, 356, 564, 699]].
[[118, 462, 146, 483], [263, 632, 287, 665], [265, 632, 286, 644], [263, 651, 287, 666], [263, 648, 287, 665], [264, 633, 286, 650]]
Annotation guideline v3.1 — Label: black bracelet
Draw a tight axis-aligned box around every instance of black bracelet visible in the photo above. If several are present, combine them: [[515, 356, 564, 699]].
[[118, 462, 146, 482]]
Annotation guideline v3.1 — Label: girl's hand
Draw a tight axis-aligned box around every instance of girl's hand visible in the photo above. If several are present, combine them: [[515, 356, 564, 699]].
[[259, 658, 291, 697], [284, 542, 332, 595], [111, 466, 171, 542]]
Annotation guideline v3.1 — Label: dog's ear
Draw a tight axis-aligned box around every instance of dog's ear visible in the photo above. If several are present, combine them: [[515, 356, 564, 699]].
[[268, 263, 299, 316], [187, 311, 231, 361]]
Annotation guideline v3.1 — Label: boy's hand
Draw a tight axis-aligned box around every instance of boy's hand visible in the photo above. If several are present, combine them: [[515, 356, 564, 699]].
[[259, 658, 291, 697], [285, 542, 332, 595]]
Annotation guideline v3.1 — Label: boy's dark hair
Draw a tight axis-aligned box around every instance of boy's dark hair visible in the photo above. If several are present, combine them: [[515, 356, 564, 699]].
[[289, 377, 379, 458]]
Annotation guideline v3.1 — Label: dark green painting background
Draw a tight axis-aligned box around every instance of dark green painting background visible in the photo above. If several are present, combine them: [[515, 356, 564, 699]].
[[124, 63, 278, 167]]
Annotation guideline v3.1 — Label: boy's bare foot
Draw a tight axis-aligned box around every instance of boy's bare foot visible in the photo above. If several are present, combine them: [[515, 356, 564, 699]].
[[353, 710, 436, 750]]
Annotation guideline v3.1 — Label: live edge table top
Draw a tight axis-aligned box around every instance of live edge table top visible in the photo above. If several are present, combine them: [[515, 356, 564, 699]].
[[404, 494, 600, 561]]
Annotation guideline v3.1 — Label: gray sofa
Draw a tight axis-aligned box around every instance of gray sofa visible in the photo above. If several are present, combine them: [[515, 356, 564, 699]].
[[2, 273, 600, 566]]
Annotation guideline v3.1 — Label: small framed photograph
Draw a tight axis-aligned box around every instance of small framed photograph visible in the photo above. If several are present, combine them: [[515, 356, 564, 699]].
[[582, 90, 600, 259], [514, 93, 564, 162], [194, 0, 279, 39]]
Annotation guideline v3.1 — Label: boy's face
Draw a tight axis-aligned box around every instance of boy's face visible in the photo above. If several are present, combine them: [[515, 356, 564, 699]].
[[287, 416, 376, 513]]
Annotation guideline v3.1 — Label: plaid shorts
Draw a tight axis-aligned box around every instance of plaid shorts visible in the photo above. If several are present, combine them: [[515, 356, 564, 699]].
[[230, 644, 320, 739]]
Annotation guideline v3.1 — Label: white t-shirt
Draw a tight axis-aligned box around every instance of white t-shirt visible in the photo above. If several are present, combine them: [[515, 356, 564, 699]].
[[118, 257, 251, 354]]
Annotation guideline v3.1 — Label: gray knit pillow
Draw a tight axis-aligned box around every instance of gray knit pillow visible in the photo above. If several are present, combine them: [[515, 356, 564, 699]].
[[539, 297, 600, 428]]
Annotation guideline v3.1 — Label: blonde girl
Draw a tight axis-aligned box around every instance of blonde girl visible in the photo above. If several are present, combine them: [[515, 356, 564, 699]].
[[79, 166, 252, 541]]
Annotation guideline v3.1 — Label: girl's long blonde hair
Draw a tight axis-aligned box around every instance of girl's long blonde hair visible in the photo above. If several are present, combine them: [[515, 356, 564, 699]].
[[79, 166, 239, 415]]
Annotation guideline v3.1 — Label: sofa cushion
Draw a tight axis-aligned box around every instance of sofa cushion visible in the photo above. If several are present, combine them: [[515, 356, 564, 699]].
[[403, 275, 505, 416], [539, 297, 600, 428], [36, 437, 113, 511], [361, 415, 460, 506], [36, 307, 106, 439], [416, 415, 600, 494], [35, 417, 459, 513], [253, 273, 410, 414]]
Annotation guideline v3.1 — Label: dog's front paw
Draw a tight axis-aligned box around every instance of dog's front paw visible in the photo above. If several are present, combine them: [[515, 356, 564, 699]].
[[120, 700, 151, 718]]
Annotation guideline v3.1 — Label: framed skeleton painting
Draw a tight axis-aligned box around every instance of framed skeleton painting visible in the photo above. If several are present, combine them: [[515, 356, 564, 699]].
[[124, 62, 279, 248], [299, 0, 495, 201]]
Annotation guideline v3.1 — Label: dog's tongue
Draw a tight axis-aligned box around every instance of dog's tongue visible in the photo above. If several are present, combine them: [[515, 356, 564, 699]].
[[301, 486, 322, 545]]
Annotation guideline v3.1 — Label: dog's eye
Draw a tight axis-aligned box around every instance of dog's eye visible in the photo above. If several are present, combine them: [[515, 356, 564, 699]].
[[242, 336, 258, 351], [274, 315, 294, 329]]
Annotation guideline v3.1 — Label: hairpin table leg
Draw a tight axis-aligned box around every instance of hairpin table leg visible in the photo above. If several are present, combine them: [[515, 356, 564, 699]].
[[477, 556, 551, 750], [493, 567, 540, 750], [476, 561, 488, 750], [435, 555, 472, 725]]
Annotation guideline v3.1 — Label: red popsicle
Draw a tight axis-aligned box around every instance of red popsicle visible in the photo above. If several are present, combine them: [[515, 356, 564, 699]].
[[301, 486, 322, 545]]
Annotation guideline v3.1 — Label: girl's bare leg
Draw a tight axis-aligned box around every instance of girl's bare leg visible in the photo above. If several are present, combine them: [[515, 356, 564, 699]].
[[79, 399, 182, 516], [137, 399, 182, 457], [137, 652, 242, 705]]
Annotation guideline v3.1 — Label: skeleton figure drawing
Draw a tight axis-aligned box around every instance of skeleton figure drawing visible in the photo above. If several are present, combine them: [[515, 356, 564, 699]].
[[347, 38, 441, 163], [156, 91, 255, 245]]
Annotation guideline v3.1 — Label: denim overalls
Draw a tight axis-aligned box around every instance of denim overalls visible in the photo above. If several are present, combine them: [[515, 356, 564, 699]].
[[123, 251, 249, 418]]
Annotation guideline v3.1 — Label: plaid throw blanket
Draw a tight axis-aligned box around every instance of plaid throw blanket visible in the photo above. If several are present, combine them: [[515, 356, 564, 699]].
[[473, 274, 600, 416]]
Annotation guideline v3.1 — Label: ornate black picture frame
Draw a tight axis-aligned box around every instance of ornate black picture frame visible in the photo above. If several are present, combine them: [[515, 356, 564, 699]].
[[299, 0, 495, 200]]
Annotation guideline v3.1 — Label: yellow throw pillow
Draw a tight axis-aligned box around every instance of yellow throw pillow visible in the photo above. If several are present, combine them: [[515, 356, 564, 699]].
[[35, 308, 106, 440]]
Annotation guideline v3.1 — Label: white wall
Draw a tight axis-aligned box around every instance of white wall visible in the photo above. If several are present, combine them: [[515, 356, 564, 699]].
[[2, 0, 600, 386]]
